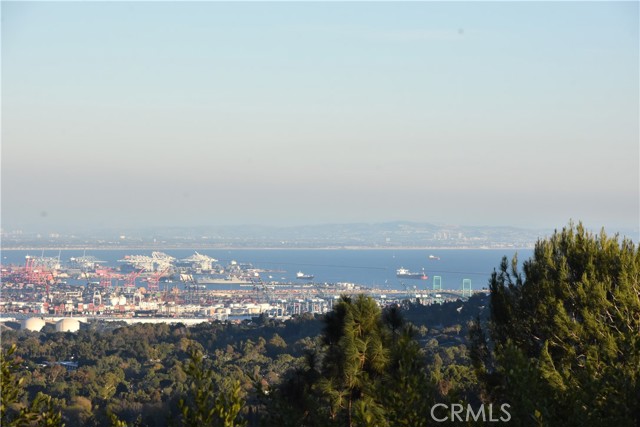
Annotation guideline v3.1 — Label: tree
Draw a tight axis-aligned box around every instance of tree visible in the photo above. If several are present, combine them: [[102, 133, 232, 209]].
[[485, 222, 640, 426], [178, 346, 246, 427], [1, 344, 64, 427], [318, 294, 390, 427], [381, 326, 433, 427], [256, 350, 323, 427]]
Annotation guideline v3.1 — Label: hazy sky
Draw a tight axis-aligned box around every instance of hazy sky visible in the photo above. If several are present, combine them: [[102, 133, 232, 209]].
[[2, 1, 638, 233]]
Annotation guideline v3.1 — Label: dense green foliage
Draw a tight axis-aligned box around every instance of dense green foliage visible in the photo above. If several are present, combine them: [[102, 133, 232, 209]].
[[478, 222, 640, 426], [1, 314, 327, 426], [258, 294, 485, 427], [178, 347, 246, 427], [2, 222, 638, 426], [1, 301, 476, 426], [2, 344, 65, 426]]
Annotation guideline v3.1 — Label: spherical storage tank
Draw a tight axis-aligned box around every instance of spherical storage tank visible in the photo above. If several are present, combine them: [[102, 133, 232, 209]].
[[55, 318, 80, 333], [22, 317, 46, 332]]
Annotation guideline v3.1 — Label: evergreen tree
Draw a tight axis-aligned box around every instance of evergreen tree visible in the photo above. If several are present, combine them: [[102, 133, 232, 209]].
[[485, 222, 640, 426], [179, 346, 246, 427], [381, 326, 433, 427], [319, 295, 390, 427]]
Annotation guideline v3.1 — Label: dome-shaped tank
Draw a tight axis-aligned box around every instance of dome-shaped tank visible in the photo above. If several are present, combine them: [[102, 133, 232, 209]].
[[110, 296, 120, 306], [22, 317, 46, 332], [55, 318, 80, 333], [118, 295, 127, 305]]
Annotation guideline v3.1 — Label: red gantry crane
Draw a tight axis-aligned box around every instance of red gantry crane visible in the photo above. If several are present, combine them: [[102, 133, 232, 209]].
[[146, 267, 169, 292], [95, 267, 120, 289], [24, 255, 54, 294], [124, 269, 143, 288]]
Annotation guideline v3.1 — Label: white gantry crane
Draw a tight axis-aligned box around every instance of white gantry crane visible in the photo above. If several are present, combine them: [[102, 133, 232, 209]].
[[119, 252, 175, 273], [180, 252, 218, 272]]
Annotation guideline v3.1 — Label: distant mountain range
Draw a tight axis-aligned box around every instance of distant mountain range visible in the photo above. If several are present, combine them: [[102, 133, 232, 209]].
[[1, 221, 563, 249]]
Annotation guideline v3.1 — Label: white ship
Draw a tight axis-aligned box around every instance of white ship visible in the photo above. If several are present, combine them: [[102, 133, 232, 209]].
[[296, 271, 314, 280]]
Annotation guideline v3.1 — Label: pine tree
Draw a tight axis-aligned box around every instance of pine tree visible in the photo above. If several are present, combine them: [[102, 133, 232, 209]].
[[179, 346, 246, 427], [381, 325, 433, 427], [318, 295, 390, 427], [486, 222, 640, 426]]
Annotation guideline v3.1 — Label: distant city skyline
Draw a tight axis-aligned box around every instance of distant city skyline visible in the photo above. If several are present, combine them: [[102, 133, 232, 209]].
[[2, 2, 638, 235]]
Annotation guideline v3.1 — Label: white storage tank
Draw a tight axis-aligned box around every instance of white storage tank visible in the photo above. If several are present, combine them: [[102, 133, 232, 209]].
[[55, 318, 80, 333], [22, 317, 46, 332]]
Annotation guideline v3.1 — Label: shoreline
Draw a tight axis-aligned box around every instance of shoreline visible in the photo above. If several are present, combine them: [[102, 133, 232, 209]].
[[1, 245, 534, 251]]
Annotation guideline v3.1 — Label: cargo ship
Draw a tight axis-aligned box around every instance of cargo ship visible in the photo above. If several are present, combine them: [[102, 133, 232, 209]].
[[396, 268, 428, 280], [296, 271, 314, 280], [197, 275, 259, 285]]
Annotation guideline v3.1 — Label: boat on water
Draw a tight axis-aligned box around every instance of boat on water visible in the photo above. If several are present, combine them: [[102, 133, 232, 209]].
[[296, 271, 314, 280], [428, 255, 440, 260], [396, 267, 428, 280], [197, 275, 258, 285]]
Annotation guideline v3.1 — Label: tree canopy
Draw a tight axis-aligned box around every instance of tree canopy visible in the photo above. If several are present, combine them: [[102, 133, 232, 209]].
[[483, 222, 640, 426]]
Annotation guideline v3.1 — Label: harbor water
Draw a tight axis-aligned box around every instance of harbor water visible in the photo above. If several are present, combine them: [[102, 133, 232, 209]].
[[1, 248, 533, 291]]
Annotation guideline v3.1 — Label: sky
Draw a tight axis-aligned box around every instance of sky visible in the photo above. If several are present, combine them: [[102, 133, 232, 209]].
[[1, 1, 638, 234]]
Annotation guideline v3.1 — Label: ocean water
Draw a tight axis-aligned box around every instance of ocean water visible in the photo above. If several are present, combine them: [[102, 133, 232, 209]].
[[1, 248, 533, 291]]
